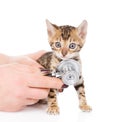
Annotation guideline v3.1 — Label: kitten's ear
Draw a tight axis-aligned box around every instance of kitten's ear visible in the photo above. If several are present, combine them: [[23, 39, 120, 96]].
[[46, 19, 56, 37], [77, 20, 88, 40]]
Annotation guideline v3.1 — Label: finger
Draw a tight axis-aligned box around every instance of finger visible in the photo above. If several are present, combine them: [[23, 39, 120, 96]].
[[27, 50, 46, 60], [8, 106, 26, 112], [10, 56, 42, 68], [28, 75, 63, 89], [20, 58, 41, 68], [25, 98, 39, 105], [12, 63, 39, 74], [27, 88, 49, 99], [18, 56, 42, 68]]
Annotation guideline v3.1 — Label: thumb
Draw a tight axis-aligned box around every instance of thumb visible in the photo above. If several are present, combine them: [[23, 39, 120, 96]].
[[21, 57, 41, 67], [27, 50, 46, 60], [10, 56, 42, 68]]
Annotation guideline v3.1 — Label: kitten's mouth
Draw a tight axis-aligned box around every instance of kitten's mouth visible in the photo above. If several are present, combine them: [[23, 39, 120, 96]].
[[61, 57, 68, 60], [55, 52, 74, 60], [58, 56, 68, 60], [59, 55, 72, 60], [55, 53, 68, 60], [58, 55, 68, 60]]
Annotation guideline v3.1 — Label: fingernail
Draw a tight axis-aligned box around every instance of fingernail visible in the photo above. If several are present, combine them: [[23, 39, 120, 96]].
[[40, 68, 51, 75], [58, 89, 64, 92], [61, 84, 69, 89]]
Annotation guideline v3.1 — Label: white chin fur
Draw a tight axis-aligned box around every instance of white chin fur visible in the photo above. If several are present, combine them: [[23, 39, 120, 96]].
[[55, 52, 79, 60]]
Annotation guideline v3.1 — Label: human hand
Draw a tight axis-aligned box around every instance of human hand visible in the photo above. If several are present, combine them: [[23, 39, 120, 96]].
[[0, 63, 63, 112], [8, 50, 46, 67]]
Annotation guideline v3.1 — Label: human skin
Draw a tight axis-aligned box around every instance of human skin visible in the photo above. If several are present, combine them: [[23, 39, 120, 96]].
[[0, 51, 63, 112]]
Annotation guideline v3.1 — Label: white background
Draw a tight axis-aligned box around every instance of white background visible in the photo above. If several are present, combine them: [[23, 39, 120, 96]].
[[0, 0, 120, 122]]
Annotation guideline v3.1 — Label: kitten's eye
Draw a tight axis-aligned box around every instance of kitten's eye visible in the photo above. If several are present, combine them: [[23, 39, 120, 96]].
[[69, 43, 76, 49], [55, 42, 61, 48]]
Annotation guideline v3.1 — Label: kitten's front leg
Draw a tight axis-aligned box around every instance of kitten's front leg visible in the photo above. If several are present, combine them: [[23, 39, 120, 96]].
[[74, 79, 92, 112], [47, 89, 59, 115]]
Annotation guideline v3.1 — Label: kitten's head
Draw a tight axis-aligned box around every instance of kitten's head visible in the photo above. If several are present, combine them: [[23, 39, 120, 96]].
[[46, 19, 88, 60]]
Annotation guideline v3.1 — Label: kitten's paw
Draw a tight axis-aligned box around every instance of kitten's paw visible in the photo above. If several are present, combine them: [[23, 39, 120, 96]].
[[47, 106, 60, 115], [80, 105, 92, 112]]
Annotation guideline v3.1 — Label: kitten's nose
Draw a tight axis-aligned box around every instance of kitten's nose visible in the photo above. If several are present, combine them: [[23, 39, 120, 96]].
[[62, 48, 68, 57]]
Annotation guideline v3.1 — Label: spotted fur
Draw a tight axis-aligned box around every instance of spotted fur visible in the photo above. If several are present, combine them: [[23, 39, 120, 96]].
[[37, 19, 92, 114]]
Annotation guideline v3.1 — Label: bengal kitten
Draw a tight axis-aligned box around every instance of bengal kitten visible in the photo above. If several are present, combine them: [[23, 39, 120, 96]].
[[37, 19, 92, 114]]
